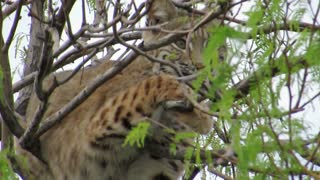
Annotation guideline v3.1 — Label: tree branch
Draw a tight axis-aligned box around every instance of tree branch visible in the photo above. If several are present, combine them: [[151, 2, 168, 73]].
[[0, 1, 24, 145], [54, 0, 76, 36], [34, 47, 139, 138], [12, 32, 141, 93], [2, 0, 23, 52], [233, 57, 314, 100], [19, 49, 99, 155], [2, 0, 30, 18]]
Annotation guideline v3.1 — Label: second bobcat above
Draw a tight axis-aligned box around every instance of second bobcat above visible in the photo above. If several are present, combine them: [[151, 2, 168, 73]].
[[17, 0, 222, 179]]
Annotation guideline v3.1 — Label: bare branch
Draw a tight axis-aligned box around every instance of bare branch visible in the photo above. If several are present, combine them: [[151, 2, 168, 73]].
[[0, 1, 24, 145], [0, 102, 24, 138], [112, 19, 183, 75], [12, 32, 141, 93], [2, 0, 30, 18], [2, 0, 23, 52], [54, 0, 77, 36], [35, 47, 140, 137], [19, 49, 98, 158]]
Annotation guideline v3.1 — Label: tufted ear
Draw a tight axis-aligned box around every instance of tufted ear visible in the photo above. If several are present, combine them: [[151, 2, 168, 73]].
[[145, 0, 178, 26]]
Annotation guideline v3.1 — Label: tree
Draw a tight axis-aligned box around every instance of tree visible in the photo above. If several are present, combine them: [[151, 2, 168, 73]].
[[0, 0, 320, 179]]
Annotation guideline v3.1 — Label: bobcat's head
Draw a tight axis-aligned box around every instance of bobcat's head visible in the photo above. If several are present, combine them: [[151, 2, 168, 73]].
[[142, 0, 219, 75]]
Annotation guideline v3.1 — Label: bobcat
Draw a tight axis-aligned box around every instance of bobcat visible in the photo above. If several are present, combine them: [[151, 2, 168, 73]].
[[17, 0, 217, 179]]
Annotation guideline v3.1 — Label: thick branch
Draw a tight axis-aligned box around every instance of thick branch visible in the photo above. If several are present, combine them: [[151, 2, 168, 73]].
[[19, 49, 98, 156], [16, 0, 45, 117], [0, 102, 24, 138], [15, 0, 76, 117], [0, 1, 24, 141], [0, 43, 24, 140], [54, 0, 77, 36], [2, 0, 30, 18]]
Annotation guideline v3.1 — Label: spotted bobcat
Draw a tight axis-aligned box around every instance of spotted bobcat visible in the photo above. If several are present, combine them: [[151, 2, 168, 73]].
[[17, 0, 218, 179]]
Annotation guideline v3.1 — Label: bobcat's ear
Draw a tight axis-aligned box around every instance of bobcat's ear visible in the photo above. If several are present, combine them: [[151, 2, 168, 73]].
[[145, 0, 177, 26]]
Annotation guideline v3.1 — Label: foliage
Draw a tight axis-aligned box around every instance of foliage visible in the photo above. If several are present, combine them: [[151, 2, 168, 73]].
[[123, 121, 151, 148], [192, 0, 320, 178], [0, 150, 18, 180], [214, 5, 316, 180], [13, 33, 28, 61]]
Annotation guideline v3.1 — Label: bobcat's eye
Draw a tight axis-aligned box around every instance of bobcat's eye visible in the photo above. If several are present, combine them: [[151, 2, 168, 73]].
[[154, 18, 160, 25], [147, 18, 161, 26], [174, 39, 186, 49], [170, 105, 194, 112]]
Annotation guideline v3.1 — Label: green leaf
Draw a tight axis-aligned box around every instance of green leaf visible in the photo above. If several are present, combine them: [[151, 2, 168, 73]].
[[169, 143, 177, 156], [167, 52, 177, 61], [122, 121, 150, 148], [0, 150, 19, 180], [184, 146, 194, 161], [305, 42, 320, 67], [174, 132, 196, 142]]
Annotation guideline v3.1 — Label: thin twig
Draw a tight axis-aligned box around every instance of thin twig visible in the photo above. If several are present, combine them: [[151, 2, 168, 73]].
[[111, 1, 183, 76], [2, 0, 23, 52]]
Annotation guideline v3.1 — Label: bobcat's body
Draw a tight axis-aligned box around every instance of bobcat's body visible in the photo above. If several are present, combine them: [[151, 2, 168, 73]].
[[34, 75, 210, 180], [17, 0, 219, 179]]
